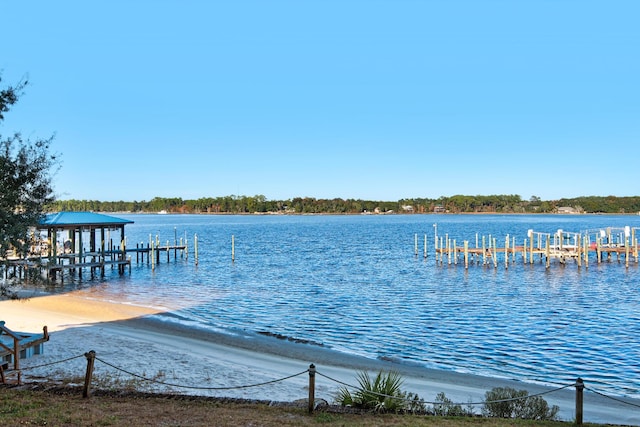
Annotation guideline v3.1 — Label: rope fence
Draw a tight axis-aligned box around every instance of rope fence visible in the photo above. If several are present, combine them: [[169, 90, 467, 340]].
[[316, 370, 575, 406], [94, 353, 308, 391], [4, 350, 640, 426]]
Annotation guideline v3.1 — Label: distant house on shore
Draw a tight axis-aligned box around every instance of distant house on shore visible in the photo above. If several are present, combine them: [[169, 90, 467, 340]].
[[433, 205, 446, 213], [557, 206, 578, 214]]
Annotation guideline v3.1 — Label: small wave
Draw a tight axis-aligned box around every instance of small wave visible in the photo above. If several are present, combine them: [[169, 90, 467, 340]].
[[257, 331, 325, 347]]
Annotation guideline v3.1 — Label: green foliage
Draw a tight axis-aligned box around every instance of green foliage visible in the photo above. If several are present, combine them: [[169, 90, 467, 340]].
[[1, 75, 58, 292], [482, 387, 559, 420], [432, 392, 470, 417], [335, 370, 425, 413], [48, 194, 640, 215]]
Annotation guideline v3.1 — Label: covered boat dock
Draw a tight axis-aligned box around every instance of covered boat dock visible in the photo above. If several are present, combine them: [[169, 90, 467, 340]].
[[37, 211, 134, 280]]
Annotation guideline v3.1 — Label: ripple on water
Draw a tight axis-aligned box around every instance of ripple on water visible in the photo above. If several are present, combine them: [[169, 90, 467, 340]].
[[45, 214, 640, 399]]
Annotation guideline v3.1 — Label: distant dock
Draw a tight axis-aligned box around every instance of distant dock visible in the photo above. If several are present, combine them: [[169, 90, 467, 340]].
[[417, 226, 639, 268]]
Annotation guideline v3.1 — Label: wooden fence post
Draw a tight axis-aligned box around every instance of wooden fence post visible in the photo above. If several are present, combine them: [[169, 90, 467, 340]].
[[575, 377, 584, 425], [308, 364, 316, 414], [83, 350, 96, 398]]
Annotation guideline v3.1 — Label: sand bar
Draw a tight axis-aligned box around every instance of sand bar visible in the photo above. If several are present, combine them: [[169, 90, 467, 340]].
[[1, 290, 638, 425]]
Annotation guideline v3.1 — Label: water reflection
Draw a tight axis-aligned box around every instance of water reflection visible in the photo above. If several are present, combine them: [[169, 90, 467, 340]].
[[44, 214, 640, 398]]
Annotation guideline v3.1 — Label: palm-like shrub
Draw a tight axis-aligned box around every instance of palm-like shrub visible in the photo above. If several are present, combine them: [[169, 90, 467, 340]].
[[335, 370, 424, 413]]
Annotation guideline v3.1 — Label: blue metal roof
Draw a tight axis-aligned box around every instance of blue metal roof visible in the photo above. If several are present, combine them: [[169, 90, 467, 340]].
[[40, 212, 134, 228]]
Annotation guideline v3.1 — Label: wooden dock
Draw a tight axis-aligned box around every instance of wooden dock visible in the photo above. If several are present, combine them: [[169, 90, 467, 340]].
[[3, 240, 189, 283], [419, 226, 639, 269], [1, 213, 197, 283], [126, 242, 188, 266]]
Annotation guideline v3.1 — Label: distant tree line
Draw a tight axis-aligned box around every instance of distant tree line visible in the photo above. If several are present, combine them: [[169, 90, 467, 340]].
[[48, 194, 640, 215]]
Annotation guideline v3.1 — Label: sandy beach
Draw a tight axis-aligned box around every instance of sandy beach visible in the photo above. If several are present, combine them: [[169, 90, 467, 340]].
[[1, 290, 638, 425]]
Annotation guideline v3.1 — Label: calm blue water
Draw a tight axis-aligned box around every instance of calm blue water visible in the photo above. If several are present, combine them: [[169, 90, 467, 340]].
[[57, 214, 640, 398]]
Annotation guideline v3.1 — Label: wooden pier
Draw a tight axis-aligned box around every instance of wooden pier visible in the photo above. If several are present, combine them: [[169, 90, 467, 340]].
[[2, 212, 192, 283], [4, 241, 189, 283], [126, 241, 188, 266], [419, 226, 639, 269]]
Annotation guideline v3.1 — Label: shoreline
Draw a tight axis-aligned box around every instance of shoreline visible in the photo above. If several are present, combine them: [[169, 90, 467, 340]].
[[1, 291, 639, 425], [105, 211, 640, 216]]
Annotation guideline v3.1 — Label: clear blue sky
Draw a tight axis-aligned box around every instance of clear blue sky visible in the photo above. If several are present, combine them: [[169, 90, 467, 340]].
[[2, 1, 638, 202]]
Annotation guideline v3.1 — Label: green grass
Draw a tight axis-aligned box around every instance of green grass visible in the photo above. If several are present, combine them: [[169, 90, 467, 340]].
[[0, 385, 616, 427]]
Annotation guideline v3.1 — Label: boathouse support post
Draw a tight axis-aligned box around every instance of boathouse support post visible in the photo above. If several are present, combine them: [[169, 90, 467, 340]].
[[90, 228, 96, 268], [100, 228, 105, 266], [414, 234, 418, 257], [232, 235, 235, 263], [120, 239, 125, 274], [78, 228, 83, 278]]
